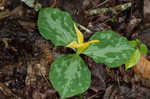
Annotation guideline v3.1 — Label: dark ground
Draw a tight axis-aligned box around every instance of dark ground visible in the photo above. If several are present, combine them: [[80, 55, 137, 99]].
[[1, 0, 150, 99]]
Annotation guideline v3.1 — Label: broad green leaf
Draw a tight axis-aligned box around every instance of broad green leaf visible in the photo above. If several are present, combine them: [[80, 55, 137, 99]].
[[136, 39, 140, 44], [83, 30, 134, 67], [49, 54, 91, 98], [125, 48, 140, 70], [129, 40, 137, 47], [140, 43, 148, 55], [38, 8, 76, 46]]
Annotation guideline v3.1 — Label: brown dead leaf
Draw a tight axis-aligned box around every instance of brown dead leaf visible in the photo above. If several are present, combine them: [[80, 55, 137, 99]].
[[38, 41, 53, 64], [25, 60, 37, 86], [10, 6, 24, 17], [25, 59, 49, 86], [0, 0, 6, 10], [0, 9, 10, 19], [144, 0, 150, 19], [0, 6, 24, 20], [2, 38, 8, 48], [125, 17, 141, 37], [50, 0, 56, 8], [133, 55, 150, 79], [18, 20, 36, 32]]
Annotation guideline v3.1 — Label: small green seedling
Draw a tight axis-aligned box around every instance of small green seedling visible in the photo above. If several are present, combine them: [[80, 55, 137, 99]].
[[125, 39, 148, 70], [38, 8, 134, 99]]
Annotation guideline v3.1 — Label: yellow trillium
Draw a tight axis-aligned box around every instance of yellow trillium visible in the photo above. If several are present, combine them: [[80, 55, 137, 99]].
[[66, 23, 99, 54]]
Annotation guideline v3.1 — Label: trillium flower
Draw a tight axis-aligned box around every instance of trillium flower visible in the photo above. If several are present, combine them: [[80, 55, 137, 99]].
[[66, 24, 99, 54]]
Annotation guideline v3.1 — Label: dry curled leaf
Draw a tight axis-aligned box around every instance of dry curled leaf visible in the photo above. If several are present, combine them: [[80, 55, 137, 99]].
[[133, 55, 150, 79], [144, 0, 150, 22]]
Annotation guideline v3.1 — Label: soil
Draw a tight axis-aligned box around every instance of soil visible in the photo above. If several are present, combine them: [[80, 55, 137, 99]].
[[0, 0, 150, 99]]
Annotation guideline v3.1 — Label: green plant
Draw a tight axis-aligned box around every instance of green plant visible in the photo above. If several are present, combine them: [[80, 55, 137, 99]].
[[38, 8, 134, 99], [125, 39, 148, 70]]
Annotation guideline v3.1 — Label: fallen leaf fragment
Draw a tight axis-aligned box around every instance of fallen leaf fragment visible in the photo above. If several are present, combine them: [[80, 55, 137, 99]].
[[0, 6, 24, 20], [38, 41, 53, 64], [25, 60, 37, 86], [0, 9, 10, 19], [125, 17, 141, 37], [2, 38, 8, 48], [144, 0, 150, 22], [50, 0, 56, 8], [133, 55, 150, 79], [10, 6, 24, 17], [0, 82, 18, 98], [18, 20, 36, 32], [0, 0, 6, 10]]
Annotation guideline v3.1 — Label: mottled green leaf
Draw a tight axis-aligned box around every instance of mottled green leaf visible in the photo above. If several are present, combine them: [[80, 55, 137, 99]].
[[125, 48, 140, 70], [83, 30, 134, 67], [49, 54, 91, 98], [38, 8, 76, 46], [140, 43, 148, 55]]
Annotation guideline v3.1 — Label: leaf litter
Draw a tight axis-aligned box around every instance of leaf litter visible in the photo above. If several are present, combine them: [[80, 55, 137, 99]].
[[0, 0, 150, 98]]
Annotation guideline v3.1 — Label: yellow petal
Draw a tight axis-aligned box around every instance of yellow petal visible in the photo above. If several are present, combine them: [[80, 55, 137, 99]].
[[77, 43, 90, 54], [88, 40, 99, 44], [66, 24, 99, 55], [66, 41, 78, 48], [74, 23, 84, 44], [77, 40, 99, 53]]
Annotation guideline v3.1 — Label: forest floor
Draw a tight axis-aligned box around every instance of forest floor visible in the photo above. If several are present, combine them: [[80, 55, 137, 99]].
[[0, 0, 150, 99]]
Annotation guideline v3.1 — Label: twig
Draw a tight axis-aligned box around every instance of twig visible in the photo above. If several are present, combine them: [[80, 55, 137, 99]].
[[40, 70, 52, 89], [96, 0, 109, 8], [78, 24, 92, 34], [86, 2, 132, 16], [88, 93, 99, 99]]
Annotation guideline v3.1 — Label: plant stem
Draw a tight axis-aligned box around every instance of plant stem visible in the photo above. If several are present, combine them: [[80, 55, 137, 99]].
[[80, 94, 83, 99], [78, 24, 92, 34], [76, 50, 81, 56]]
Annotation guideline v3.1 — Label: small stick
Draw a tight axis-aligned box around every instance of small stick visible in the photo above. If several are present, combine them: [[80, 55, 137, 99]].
[[96, 0, 109, 8], [40, 70, 52, 89], [50, 0, 56, 8], [78, 24, 92, 34]]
